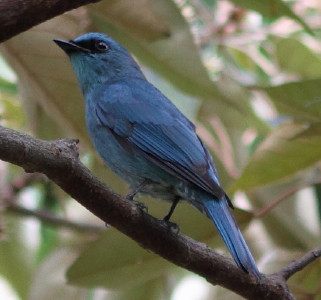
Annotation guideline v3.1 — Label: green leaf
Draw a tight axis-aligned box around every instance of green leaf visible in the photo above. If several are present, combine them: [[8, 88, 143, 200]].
[[107, 277, 171, 300], [0, 216, 34, 299], [228, 0, 313, 35], [88, 0, 222, 100], [200, 0, 217, 10], [0, 96, 25, 128], [262, 78, 321, 122], [88, 0, 267, 132], [227, 48, 259, 72], [67, 199, 253, 289], [231, 122, 321, 190], [276, 38, 321, 78], [36, 182, 60, 263], [0, 12, 127, 191], [313, 183, 321, 230], [1, 13, 90, 144], [0, 55, 17, 83], [1, 2, 267, 187], [0, 77, 17, 94], [66, 228, 173, 289], [252, 187, 316, 250], [21, 97, 68, 140], [28, 249, 90, 300], [289, 258, 321, 299], [1, 4, 255, 143]]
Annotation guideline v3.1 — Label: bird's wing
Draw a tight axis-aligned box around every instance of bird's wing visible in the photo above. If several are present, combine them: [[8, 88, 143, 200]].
[[94, 81, 225, 199]]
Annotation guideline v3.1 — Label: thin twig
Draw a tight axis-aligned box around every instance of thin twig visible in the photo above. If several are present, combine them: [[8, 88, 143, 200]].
[[254, 185, 300, 217], [10, 173, 45, 193], [254, 178, 321, 217], [276, 248, 321, 280], [6, 202, 105, 233]]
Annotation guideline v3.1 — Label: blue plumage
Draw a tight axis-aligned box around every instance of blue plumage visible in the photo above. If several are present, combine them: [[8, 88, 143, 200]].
[[54, 33, 261, 278], [201, 196, 259, 274]]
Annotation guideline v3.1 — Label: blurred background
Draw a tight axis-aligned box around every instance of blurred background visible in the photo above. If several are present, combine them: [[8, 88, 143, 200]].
[[0, 0, 321, 299]]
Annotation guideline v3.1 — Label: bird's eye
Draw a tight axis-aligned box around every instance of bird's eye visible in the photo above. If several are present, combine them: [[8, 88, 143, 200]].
[[95, 40, 108, 52]]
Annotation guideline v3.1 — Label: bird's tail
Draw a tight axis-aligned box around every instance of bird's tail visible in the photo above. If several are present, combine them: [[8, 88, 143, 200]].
[[197, 195, 261, 278]]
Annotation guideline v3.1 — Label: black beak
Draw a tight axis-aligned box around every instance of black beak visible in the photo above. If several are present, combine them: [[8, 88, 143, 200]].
[[53, 39, 90, 54]]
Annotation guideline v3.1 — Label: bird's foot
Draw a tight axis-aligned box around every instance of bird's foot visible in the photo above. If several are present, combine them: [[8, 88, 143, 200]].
[[163, 219, 180, 234], [134, 200, 148, 212], [127, 198, 148, 213], [125, 191, 136, 202]]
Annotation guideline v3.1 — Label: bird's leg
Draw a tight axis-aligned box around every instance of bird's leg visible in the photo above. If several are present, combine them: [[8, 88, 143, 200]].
[[125, 179, 150, 200], [162, 197, 180, 234], [125, 180, 150, 212], [163, 196, 180, 221]]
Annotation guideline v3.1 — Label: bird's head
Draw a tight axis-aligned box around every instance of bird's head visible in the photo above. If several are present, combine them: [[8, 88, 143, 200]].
[[54, 33, 144, 95]]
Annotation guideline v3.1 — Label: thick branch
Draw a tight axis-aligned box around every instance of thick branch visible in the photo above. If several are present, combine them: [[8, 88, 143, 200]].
[[0, 0, 101, 43], [0, 125, 295, 299]]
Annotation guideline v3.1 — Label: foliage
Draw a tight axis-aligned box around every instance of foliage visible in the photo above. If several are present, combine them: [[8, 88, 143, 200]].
[[1, 0, 321, 299]]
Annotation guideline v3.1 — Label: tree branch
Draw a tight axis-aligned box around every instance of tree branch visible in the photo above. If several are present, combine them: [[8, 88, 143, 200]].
[[254, 178, 321, 217], [0, 0, 101, 43], [6, 202, 105, 233], [0, 125, 298, 299], [1, 171, 103, 233], [277, 247, 321, 280]]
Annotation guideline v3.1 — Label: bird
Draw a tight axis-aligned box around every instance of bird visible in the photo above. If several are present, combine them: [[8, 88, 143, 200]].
[[54, 32, 261, 278]]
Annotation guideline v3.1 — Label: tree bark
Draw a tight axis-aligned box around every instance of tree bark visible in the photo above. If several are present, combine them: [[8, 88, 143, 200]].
[[0, 0, 101, 43], [0, 125, 298, 299]]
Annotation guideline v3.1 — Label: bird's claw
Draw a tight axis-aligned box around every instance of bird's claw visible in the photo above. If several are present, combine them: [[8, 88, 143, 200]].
[[163, 219, 180, 234], [125, 194, 134, 202], [130, 199, 148, 213]]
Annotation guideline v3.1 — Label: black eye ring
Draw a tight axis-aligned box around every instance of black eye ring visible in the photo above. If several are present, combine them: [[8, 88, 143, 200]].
[[95, 40, 108, 52]]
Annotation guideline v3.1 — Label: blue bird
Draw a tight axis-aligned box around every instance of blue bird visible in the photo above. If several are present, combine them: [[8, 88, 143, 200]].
[[54, 33, 260, 278]]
